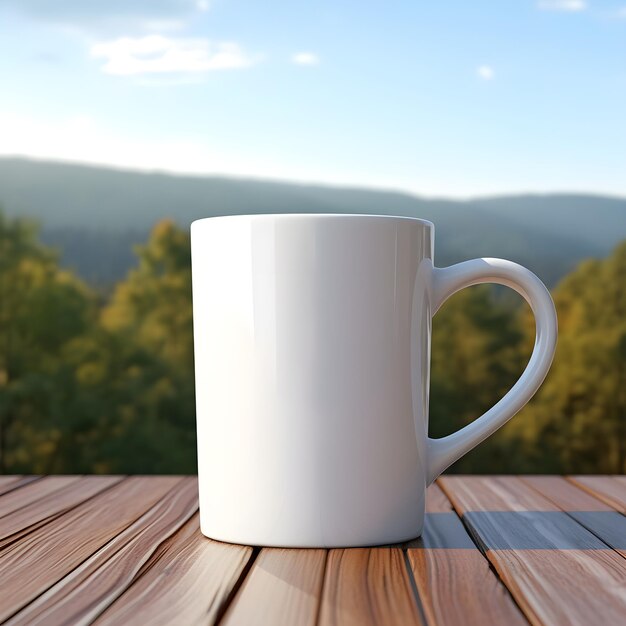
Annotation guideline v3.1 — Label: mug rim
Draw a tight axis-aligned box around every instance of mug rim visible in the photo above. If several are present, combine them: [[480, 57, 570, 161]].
[[191, 213, 435, 229]]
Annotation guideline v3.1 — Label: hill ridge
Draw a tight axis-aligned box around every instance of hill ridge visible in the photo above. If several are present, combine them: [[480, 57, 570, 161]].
[[1, 157, 624, 287]]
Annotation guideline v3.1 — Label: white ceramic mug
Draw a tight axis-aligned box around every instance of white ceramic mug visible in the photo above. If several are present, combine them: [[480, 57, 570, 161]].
[[191, 214, 557, 547]]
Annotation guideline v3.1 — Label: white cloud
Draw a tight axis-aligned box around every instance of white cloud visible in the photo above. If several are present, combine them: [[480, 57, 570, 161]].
[[196, 0, 210, 11], [291, 52, 320, 66], [477, 65, 494, 80], [91, 35, 259, 75], [537, 0, 587, 12]]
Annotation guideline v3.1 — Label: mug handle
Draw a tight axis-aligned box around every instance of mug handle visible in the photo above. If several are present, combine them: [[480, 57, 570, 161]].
[[426, 258, 558, 484]]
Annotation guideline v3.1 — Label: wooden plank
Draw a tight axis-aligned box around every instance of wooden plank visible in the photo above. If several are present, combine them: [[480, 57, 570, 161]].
[[0, 475, 22, 491], [568, 476, 626, 514], [0, 476, 124, 548], [439, 476, 626, 626], [221, 549, 326, 626], [95, 514, 253, 626], [522, 476, 626, 558], [0, 476, 182, 622], [0, 476, 40, 497], [318, 548, 423, 626], [9, 477, 198, 625], [406, 484, 527, 626], [0, 475, 82, 518]]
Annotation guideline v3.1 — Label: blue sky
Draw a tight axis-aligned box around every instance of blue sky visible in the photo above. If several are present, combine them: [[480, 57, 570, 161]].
[[0, 0, 624, 197]]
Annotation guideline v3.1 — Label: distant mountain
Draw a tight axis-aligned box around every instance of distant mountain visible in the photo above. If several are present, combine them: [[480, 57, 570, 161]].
[[1, 157, 624, 287]]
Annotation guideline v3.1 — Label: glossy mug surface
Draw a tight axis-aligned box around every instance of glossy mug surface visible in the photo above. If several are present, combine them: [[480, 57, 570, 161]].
[[191, 214, 557, 547]]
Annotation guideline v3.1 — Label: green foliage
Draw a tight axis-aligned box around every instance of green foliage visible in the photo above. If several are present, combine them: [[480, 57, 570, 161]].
[[430, 240, 626, 474], [0, 213, 195, 473], [55, 328, 195, 473], [0, 212, 94, 472], [429, 286, 529, 472], [99, 219, 196, 472], [103, 219, 193, 369], [507, 242, 626, 473], [0, 206, 624, 474]]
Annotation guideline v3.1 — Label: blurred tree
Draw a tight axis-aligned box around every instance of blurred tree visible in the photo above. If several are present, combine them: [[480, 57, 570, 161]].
[[102, 220, 193, 368], [100, 219, 196, 472], [50, 328, 195, 473], [2, 217, 197, 473], [510, 241, 626, 473], [0, 210, 94, 472], [2, 205, 624, 475], [429, 284, 530, 472]]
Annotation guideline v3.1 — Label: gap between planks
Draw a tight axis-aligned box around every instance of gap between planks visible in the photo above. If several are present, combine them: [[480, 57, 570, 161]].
[[8, 478, 199, 625], [566, 476, 626, 514], [405, 481, 528, 626], [217, 481, 527, 626], [0, 476, 183, 622], [520, 476, 626, 560], [0, 477, 257, 626], [0, 476, 127, 552], [0, 478, 620, 624], [438, 476, 626, 626], [0, 476, 42, 498], [95, 515, 256, 626]]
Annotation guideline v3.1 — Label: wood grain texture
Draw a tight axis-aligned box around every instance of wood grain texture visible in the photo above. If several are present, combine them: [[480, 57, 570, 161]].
[[222, 548, 326, 626], [568, 476, 626, 514], [0, 475, 22, 491], [0, 476, 182, 621], [96, 514, 253, 626], [318, 548, 423, 626], [439, 476, 626, 626], [0, 475, 40, 496], [8, 477, 198, 626], [1, 475, 625, 626], [0, 475, 82, 518], [522, 476, 626, 558], [407, 483, 527, 626], [0, 475, 123, 548]]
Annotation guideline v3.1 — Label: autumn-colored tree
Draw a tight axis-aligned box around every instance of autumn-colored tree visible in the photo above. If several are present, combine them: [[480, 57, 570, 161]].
[[429, 284, 530, 472], [102, 220, 193, 369], [1, 216, 197, 473], [99, 219, 196, 472], [2, 207, 624, 475], [509, 241, 626, 473]]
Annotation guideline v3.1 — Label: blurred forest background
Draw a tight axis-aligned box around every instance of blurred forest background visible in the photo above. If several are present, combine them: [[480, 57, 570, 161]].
[[1, 158, 625, 475]]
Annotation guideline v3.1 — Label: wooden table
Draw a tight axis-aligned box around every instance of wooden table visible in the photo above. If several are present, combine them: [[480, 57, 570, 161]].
[[0, 475, 624, 625]]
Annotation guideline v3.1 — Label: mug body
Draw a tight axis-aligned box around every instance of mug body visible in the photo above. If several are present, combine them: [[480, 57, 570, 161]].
[[191, 214, 434, 547]]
